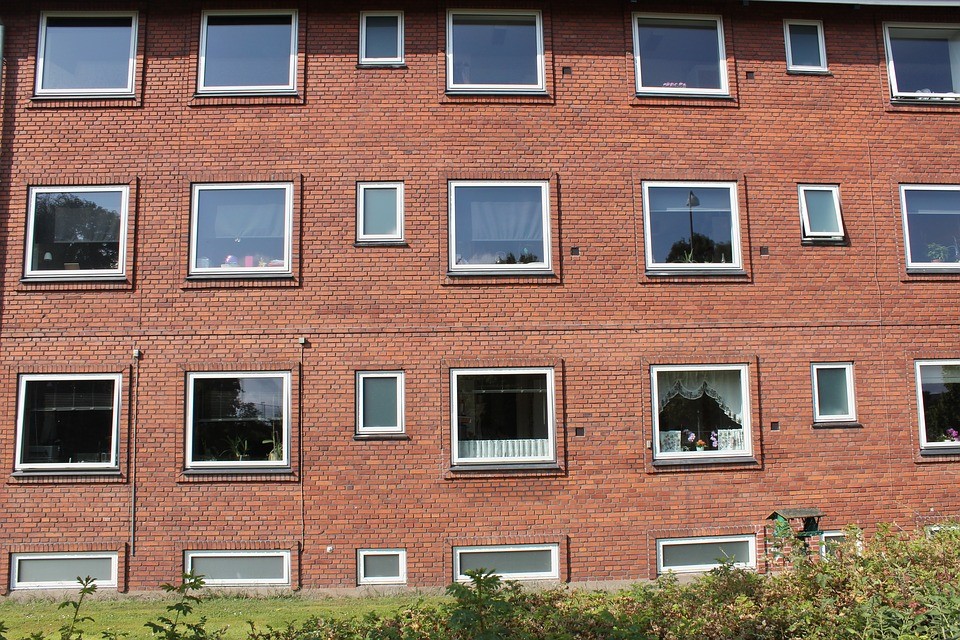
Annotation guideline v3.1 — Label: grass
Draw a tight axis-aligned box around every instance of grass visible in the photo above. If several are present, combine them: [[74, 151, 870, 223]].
[[0, 591, 447, 639]]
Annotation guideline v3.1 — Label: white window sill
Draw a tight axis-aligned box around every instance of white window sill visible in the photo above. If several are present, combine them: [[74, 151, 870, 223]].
[[446, 88, 549, 96], [182, 466, 292, 475], [652, 456, 757, 467], [11, 469, 122, 477], [449, 463, 562, 473], [645, 268, 746, 277], [32, 92, 136, 100], [354, 433, 409, 441]]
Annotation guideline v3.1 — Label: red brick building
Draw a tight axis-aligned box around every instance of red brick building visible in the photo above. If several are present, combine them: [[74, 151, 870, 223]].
[[1, 0, 959, 592]]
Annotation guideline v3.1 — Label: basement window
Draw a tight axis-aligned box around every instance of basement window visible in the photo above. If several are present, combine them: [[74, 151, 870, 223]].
[[657, 535, 756, 574], [12, 552, 118, 590], [454, 544, 559, 581], [885, 23, 960, 100], [198, 11, 297, 94], [357, 549, 407, 585], [632, 14, 728, 96], [446, 10, 545, 94], [185, 550, 290, 586]]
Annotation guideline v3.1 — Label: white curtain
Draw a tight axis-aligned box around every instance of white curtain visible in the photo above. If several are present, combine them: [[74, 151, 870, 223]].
[[214, 203, 283, 239], [459, 438, 549, 459], [657, 369, 744, 424], [470, 201, 542, 241]]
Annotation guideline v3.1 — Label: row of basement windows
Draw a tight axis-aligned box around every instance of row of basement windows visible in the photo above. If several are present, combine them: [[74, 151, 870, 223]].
[[34, 10, 960, 102], [11, 535, 789, 589], [15, 361, 960, 474], [24, 181, 960, 281]]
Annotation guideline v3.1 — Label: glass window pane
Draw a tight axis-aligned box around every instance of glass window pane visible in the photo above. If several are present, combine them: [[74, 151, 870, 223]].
[[451, 14, 539, 87], [31, 190, 123, 273], [41, 16, 134, 91], [191, 555, 286, 582], [919, 363, 960, 444], [456, 373, 549, 460], [655, 368, 746, 454], [646, 185, 735, 266], [453, 185, 545, 267], [21, 378, 116, 466], [803, 189, 841, 234], [202, 14, 293, 89], [662, 540, 750, 569], [191, 376, 285, 463], [363, 553, 401, 579], [193, 186, 288, 272], [459, 549, 552, 576], [904, 189, 960, 264], [816, 367, 850, 417], [364, 16, 399, 60], [363, 188, 399, 236], [362, 377, 399, 429], [18, 556, 113, 585], [636, 17, 722, 90], [889, 28, 958, 95], [788, 24, 823, 68]]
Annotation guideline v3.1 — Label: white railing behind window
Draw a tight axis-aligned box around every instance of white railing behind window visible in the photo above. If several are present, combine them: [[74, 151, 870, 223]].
[[459, 438, 548, 460]]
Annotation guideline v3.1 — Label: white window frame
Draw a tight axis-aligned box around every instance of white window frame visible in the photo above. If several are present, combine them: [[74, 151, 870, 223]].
[[901, 184, 960, 270], [357, 182, 404, 242], [632, 13, 729, 97], [642, 181, 742, 273], [811, 362, 856, 423], [884, 22, 960, 101], [784, 20, 828, 73], [916, 359, 960, 450], [448, 180, 552, 275], [24, 185, 130, 280], [35, 11, 138, 97], [356, 371, 405, 435], [446, 10, 546, 94], [451, 367, 557, 466], [185, 371, 291, 469], [453, 544, 559, 582], [357, 548, 407, 585], [189, 182, 293, 277], [184, 550, 290, 587], [11, 552, 118, 590], [798, 184, 844, 241], [198, 10, 298, 95], [359, 12, 404, 65], [820, 531, 846, 559], [651, 364, 752, 460], [15, 373, 122, 472], [656, 535, 756, 574]]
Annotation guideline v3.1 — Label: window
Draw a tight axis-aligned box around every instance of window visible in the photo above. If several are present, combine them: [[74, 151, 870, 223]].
[[25, 186, 129, 279], [356, 371, 405, 435], [642, 182, 742, 272], [901, 186, 960, 269], [799, 185, 844, 241], [11, 552, 118, 590], [454, 544, 558, 581], [784, 20, 827, 72], [360, 12, 404, 65], [916, 360, 960, 450], [449, 181, 551, 274], [15, 374, 121, 472], [185, 550, 290, 586], [446, 10, 545, 94], [451, 368, 556, 465], [357, 549, 407, 585], [36, 12, 138, 96], [652, 365, 751, 460], [198, 11, 297, 94], [632, 14, 728, 96], [186, 372, 290, 469], [820, 531, 846, 559], [885, 23, 960, 100], [357, 183, 404, 242], [657, 536, 755, 574], [189, 183, 293, 277], [812, 363, 856, 423]]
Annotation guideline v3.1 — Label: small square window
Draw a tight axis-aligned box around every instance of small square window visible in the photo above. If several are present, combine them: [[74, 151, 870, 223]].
[[884, 23, 960, 100], [360, 12, 404, 65], [901, 185, 960, 269], [451, 368, 556, 466], [35, 12, 138, 96], [25, 186, 129, 280], [186, 372, 290, 469], [446, 10, 545, 94], [356, 371, 405, 435], [449, 181, 552, 274], [652, 365, 752, 460], [916, 360, 960, 450], [15, 374, 121, 472], [784, 20, 827, 72], [642, 182, 742, 272], [820, 531, 846, 559], [11, 552, 118, 590], [357, 549, 407, 585], [357, 183, 404, 242], [198, 11, 297, 94], [453, 544, 558, 581], [657, 535, 755, 574], [189, 183, 293, 277], [185, 550, 290, 586], [632, 14, 728, 96], [799, 185, 844, 241], [812, 363, 856, 423]]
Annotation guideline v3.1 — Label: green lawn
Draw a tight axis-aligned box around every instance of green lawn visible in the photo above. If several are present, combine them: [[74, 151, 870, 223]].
[[0, 592, 445, 639]]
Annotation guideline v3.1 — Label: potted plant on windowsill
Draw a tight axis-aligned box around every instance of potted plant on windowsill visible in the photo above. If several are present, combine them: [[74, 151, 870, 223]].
[[927, 242, 950, 263]]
